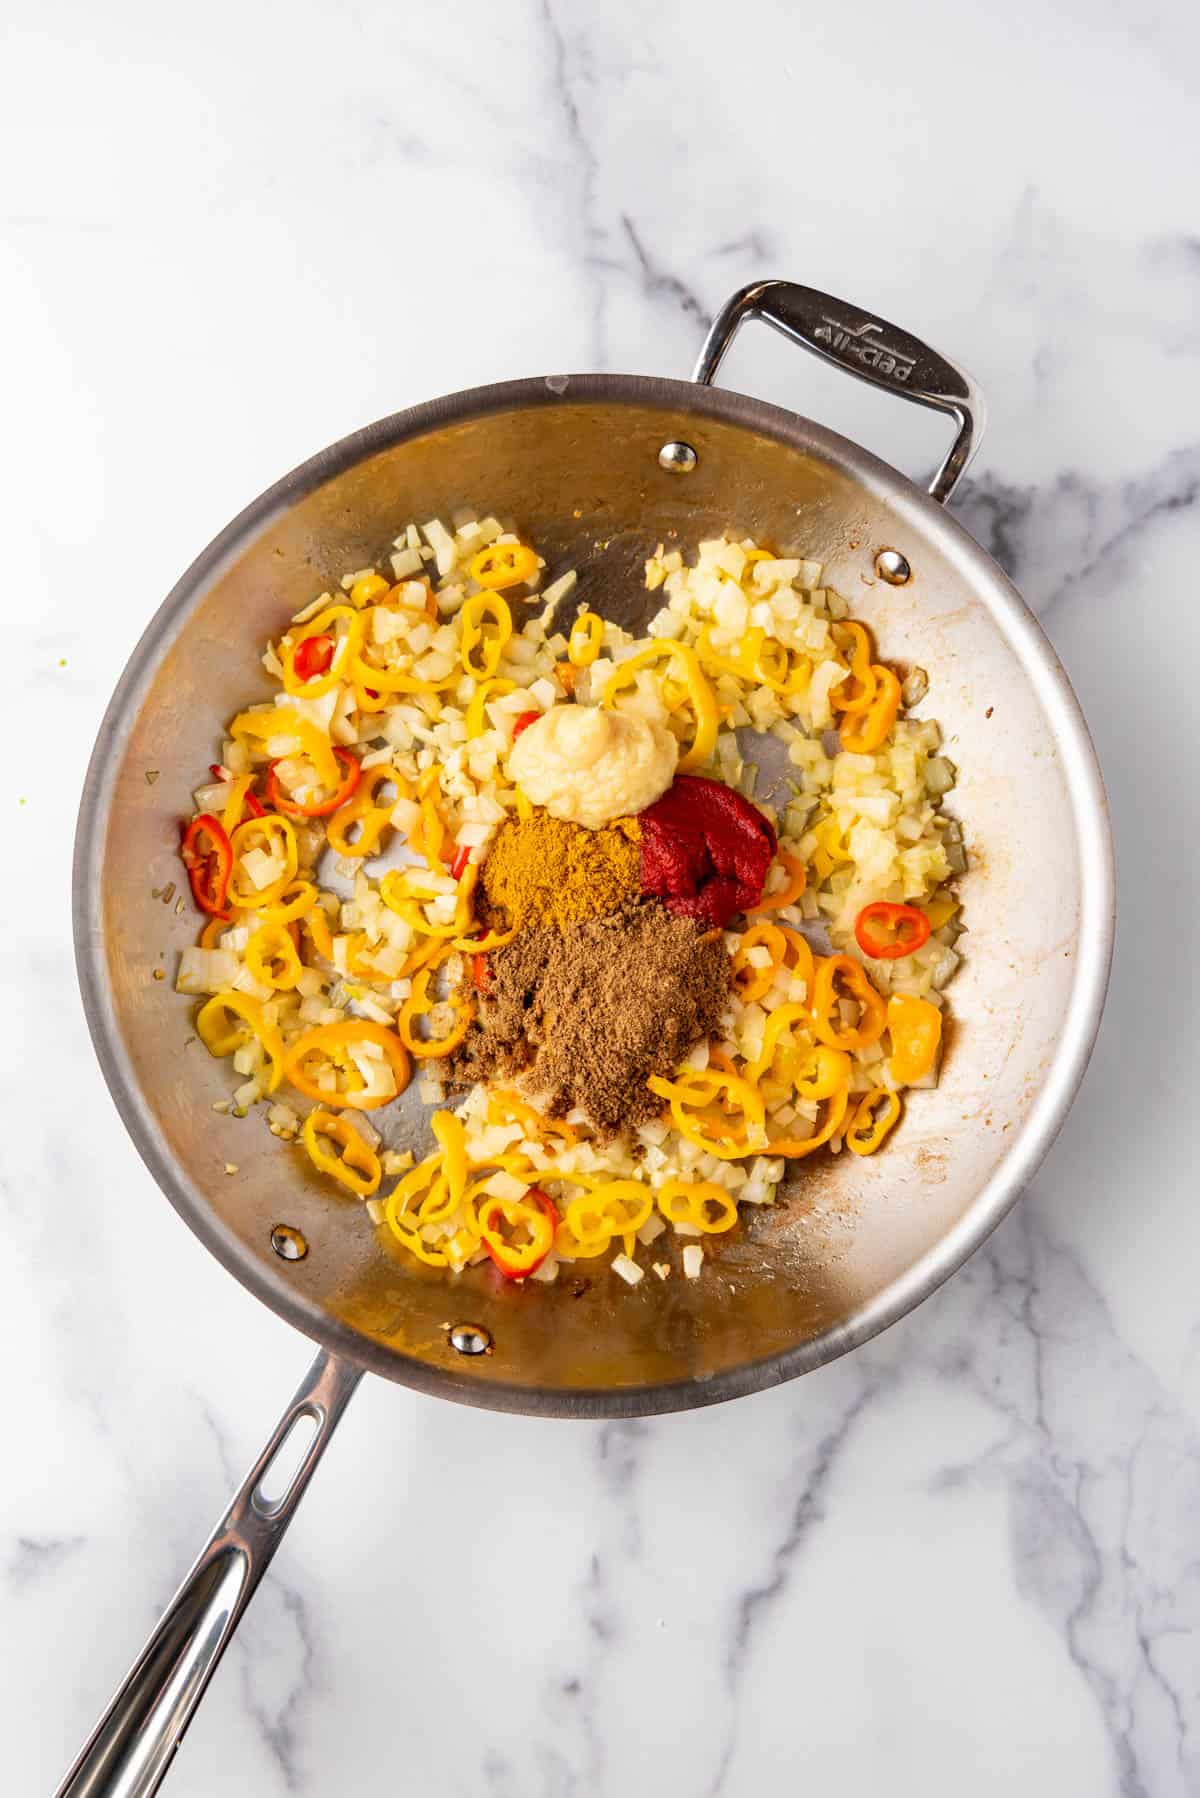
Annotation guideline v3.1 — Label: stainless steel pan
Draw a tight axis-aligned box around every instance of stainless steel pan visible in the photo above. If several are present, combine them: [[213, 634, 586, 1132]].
[[64, 281, 1114, 1796]]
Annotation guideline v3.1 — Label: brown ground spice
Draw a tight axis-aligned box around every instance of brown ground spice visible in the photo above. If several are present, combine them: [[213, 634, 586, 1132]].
[[447, 900, 731, 1135], [478, 812, 640, 932]]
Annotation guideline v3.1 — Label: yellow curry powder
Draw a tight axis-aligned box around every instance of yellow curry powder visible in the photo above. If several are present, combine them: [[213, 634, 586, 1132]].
[[480, 812, 641, 931]]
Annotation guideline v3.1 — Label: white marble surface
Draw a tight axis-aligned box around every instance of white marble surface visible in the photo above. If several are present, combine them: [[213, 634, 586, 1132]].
[[3, 1, 1199, 1792]]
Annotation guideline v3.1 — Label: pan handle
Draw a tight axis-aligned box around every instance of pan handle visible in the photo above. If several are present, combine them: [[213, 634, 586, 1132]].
[[55, 1347, 362, 1798], [693, 280, 986, 505]]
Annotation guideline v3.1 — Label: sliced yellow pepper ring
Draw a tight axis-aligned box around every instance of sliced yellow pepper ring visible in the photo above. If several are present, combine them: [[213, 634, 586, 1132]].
[[794, 1045, 852, 1101], [381, 864, 477, 939], [697, 625, 765, 682], [465, 676, 517, 738], [887, 994, 943, 1085], [301, 1109, 382, 1197], [568, 611, 604, 667], [743, 1002, 812, 1083], [839, 664, 902, 753], [752, 638, 810, 698], [648, 1067, 768, 1159], [468, 543, 539, 590], [283, 1021, 411, 1110], [259, 879, 319, 926], [811, 954, 887, 1052], [195, 991, 284, 1093], [746, 852, 808, 917], [486, 1091, 577, 1145], [227, 815, 299, 910], [781, 927, 815, 999], [245, 920, 303, 991], [731, 922, 789, 1003], [347, 572, 389, 606], [769, 1087, 851, 1158], [397, 966, 474, 1059], [555, 1219, 614, 1260], [574, 1180, 653, 1236], [459, 593, 514, 679], [399, 935, 456, 980], [846, 1087, 902, 1156], [657, 1179, 738, 1234], [431, 1110, 468, 1211], [348, 663, 453, 708], [829, 622, 878, 715], [602, 640, 719, 773], [452, 922, 517, 953], [230, 706, 339, 789], [809, 814, 855, 883], [220, 772, 259, 834], [384, 1201, 450, 1267], [385, 1149, 460, 1229], [281, 604, 365, 699], [305, 902, 336, 960], [326, 765, 409, 859], [198, 916, 228, 950], [415, 792, 454, 869]]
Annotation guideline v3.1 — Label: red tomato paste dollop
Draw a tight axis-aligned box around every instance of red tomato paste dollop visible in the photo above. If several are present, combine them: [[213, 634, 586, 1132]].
[[639, 775, 777, 929]]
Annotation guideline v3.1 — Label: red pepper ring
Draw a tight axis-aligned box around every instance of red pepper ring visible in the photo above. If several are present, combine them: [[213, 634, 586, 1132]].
[[478, 1186, 558, 1279], [854, 901, 932, 961], [471, 953, 490, 992], [450, 844, 472, 880], [180, 813, 233, 919], [292, 633, 335, 683], [266, 747, 361, 819], [512, 709, 540, 740]]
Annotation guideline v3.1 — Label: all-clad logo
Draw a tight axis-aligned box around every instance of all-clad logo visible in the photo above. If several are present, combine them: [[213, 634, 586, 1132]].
[[812, 316, 915, 383]]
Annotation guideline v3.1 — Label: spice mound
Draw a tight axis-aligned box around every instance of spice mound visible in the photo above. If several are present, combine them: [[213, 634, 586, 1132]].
[[639, 775, 777, 929], [449, 901, 731, 1135], [479, 811, 641, 932]]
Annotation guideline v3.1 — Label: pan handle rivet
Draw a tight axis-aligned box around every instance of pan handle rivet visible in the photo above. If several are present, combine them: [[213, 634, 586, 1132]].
[[658, 440, 697, 474], [449, 1322, 493, 1356], [270, 1224, 309, 1261], [875, 548, 911, 584]]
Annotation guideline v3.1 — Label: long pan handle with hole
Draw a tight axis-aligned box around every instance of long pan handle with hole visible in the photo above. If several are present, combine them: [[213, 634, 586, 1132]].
[[55, 1349, 362, 1798], [693, 279, 986, 505]]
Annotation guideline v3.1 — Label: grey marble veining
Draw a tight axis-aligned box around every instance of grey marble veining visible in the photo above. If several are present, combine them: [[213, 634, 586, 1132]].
[[3, 0, 1199, 1793]]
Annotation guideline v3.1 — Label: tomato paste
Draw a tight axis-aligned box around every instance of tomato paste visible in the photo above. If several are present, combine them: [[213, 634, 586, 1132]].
[[639, 775, 777, 929]]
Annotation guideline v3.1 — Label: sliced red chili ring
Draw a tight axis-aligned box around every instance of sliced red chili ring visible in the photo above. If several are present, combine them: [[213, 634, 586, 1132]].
[[450, 845, 471, 880], [512, 709, 540, 740], [266, 747, 361, 818], [180, 813, 233, 919], [471, 953, 490, 992], [854, 901, 932, 960], [293, 633, 335, 682]]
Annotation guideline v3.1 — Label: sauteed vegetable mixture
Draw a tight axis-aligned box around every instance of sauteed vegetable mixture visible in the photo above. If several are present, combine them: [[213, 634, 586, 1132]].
[[176, 517, 964, 1285]]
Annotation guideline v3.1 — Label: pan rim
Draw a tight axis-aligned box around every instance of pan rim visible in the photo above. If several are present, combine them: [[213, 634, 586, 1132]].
[[72, 372, 1115, 1418]]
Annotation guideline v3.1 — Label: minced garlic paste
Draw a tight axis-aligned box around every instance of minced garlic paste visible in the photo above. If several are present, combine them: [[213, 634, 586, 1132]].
[[507, 705, 677, 830]]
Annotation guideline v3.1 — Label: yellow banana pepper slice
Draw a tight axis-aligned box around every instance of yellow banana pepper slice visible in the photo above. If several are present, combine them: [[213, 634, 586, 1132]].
[[846, 1087, 902, 1155], [195, 991, 284, 1093], [602, 640, 719, 772], [301, 1109, 382, 1197], [230, 706, 339, 789], [245, 920, 303, 991], [227, 815, 299, 910]]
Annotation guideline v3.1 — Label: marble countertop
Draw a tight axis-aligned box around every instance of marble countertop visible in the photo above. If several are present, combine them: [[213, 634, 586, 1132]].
[[4, 2, 1198, 1792]]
